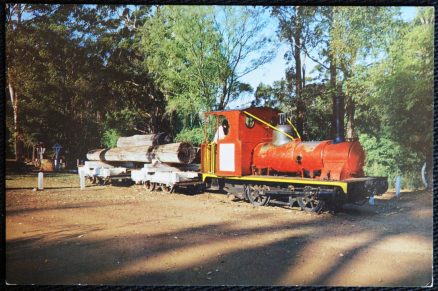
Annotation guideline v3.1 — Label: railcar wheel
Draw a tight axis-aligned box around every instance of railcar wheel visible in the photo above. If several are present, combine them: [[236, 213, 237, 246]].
[[161, 184, 175, 193], [194, 184, 205, 194], [245, 185, 270, 206], [97, 177, 105, 185], [144, 181, 152, 190]]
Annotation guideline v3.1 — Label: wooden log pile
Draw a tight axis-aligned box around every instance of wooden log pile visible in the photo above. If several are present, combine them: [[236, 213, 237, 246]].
[[86, 134, 196, 164]]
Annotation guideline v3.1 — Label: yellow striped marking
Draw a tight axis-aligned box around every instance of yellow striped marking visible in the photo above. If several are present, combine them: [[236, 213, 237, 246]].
[[202, 173, 348, 194]]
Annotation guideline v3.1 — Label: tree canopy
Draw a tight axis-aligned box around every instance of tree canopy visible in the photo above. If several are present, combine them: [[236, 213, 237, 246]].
[[6, 5, 433, 188]]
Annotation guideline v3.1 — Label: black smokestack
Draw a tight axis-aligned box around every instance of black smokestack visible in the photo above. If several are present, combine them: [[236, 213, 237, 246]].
[[334, 94, 344, 144]]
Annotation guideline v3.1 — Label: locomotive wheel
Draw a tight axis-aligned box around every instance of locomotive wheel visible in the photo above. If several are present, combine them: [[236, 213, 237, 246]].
[[245, 185, 270, 206], [297, 196, 325, 213], [297, 186, 325, 213], [289, 196, 298, 208]]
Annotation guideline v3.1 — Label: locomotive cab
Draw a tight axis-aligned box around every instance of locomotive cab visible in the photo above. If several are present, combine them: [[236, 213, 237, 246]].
[[201, 107, 280, 177]]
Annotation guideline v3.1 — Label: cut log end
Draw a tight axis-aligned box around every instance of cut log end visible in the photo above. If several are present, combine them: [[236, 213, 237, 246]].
[[177, 142, 197, 164]]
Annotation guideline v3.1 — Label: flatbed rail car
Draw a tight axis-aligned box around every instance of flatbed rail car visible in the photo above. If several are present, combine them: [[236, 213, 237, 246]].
[[80, 160, 202, 191], [79, 161, 132, 185], [131, 162, 202, 193]]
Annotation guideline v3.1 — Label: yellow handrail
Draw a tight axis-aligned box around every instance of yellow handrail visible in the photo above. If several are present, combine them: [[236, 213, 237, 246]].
[[210, 143, 216, 173], [243, 111, 295, 141], [286, 118, 301, 140]]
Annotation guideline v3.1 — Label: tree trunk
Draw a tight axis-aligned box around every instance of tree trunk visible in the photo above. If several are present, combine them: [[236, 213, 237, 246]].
[[7, 4, 27, 161], [294, 12, 305, 137], [345, 96, 355, 139], [8, 74, 23, 161], [302, 54, 306, 89], [326, 6, 346, 142], [329, 55, 344, 141], [218, 81, 228, 111], [330, 59, 336, 138]]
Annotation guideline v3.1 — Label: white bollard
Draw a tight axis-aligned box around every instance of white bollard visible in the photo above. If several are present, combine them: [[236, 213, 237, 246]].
[[79, 168, 86, 190], [395, 176, 401, 198], [368, 194, 374, 205], [38, 172, 44, 190]]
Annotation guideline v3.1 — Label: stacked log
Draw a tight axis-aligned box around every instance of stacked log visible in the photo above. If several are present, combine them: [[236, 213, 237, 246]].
[[116, 133, 171, 147], [86, 147, 152, 163], [86, 142, 196, 164], [153, 143, 196, 164]]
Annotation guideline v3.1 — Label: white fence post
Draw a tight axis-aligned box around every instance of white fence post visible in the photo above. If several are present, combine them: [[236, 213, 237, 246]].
[[79, 168, 85, 190], [368, 194, 374, 205], [395, 176, 401, 198], [38, 172, 44, 190]]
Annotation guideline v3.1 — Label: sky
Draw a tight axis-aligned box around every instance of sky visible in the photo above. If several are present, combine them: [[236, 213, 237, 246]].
[[230, 6, 419, 109]]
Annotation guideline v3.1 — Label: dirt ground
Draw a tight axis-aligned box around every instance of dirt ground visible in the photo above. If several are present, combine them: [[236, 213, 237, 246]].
[[5, 173, 433, 287]]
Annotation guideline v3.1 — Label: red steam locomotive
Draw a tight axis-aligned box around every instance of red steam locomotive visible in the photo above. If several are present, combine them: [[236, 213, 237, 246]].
[[200, 107, 388, 212]]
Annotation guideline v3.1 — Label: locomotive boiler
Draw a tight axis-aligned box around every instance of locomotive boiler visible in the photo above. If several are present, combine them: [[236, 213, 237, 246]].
[[251, 113, 365, 181]]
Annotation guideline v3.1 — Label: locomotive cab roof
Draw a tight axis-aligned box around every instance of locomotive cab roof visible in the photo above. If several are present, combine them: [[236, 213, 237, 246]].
[[204, 106, 281, 116]]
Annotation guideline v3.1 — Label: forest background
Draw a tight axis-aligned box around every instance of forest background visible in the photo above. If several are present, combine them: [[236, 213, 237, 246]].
[[6, 5, 433, 188]]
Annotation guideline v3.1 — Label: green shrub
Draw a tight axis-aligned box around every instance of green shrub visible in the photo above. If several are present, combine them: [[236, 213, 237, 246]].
[[360, 133, 423, 190], [101, 128, 120, 148], [175, 127, 205, 146]]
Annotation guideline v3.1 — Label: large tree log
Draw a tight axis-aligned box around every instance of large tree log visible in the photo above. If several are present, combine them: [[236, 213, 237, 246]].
[[153, 143, 196, 164], [86, 142, 196, 164], [116, 133, 171, 148], [87, 147, 152, 163]]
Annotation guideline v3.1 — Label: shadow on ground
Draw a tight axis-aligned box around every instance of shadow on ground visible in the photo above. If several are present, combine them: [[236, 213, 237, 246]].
[[6, 190, 432, 286]]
